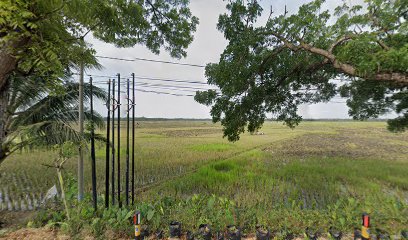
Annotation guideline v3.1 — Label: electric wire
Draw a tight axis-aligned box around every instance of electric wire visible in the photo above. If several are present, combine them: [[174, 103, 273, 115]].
[[92, 81, 349, 102], [93, 80, 218, 92], [86, 74, 210, 85], [95, 55, 206, 68]]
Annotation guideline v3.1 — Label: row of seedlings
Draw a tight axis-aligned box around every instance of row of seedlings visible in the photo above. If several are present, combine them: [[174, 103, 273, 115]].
[[131, 214, 408, 240]]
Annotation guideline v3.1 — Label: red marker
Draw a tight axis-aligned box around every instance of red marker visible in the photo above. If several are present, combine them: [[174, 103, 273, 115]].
[[361, 213, 370, 240]]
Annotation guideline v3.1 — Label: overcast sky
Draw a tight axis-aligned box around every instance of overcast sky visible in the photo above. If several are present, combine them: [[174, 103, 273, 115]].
[[85, 0, 368, 119]]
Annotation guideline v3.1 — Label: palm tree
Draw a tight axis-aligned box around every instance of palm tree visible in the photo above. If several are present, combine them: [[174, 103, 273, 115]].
[[0, 73, 107, 164]]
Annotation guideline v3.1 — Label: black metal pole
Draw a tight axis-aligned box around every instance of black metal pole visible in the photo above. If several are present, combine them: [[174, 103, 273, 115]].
[[117, 73, 121, 208], [90, 77, 97, 210], [105, 79, 111, 208], [126, 78, 130, 205], [111, 78, 115, 205], [131, 73, 135, 205]]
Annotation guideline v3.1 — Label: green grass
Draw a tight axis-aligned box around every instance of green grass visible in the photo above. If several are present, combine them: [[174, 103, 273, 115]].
[[0, 121, 407, 234], [189, 143, 235, 152]]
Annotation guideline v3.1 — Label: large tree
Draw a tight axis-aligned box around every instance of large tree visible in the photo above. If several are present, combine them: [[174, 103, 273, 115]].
[[195, 0, 407, 141], [0, 0, 199, 157]]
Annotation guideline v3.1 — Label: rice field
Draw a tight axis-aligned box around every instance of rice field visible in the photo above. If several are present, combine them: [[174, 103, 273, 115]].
[[0, 120, 407, 232], [1, 120, 295, 211]]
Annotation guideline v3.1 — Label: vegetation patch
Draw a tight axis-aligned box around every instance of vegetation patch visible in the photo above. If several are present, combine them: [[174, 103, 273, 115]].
[[212, 161, 235, 172], [189, 143, 234, 152], [154, 128, 222, 137], [265, 128, 408, 161]]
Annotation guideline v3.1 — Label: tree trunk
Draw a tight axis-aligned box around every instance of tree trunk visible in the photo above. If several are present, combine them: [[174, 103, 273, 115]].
[[0, 35, 32, 165], [0, 43, 18, 90], [0, 81, 9, 165], [0, 41, 20, 164]]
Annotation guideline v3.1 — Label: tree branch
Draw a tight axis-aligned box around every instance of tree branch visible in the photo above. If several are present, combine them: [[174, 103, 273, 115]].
[[268, 31, 408, 86], [146, 0, 170, 23], [329, 35, 354, 53], [258, 46, 284, 77], [33, 0, 66, 22], [376, 40, 390, 50]]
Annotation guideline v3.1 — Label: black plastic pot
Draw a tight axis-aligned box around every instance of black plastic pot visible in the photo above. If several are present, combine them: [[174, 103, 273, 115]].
[[155, 229, 164, 239], [255, 225, 270, 240], [199, 224, 212, 240], [354, 229, 362, 240], [329, 227, 342, 240], [169, 221, 182, 238], [376, 230, 390, 240], [226, 225, 241, 240], [186, 230, 195, 240], [402, 230, 408, 239], [285, 232, 294, 240], [140, 225, 150, 239], [306, 227, 319, 240], [216, 231, 225, 240]]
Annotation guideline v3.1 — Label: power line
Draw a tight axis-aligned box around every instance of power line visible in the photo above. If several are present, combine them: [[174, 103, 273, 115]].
[[136, 82, 217, 91], [93, 80, 217, 91], [89, 74, 209, 86], [133, 84, 212, 93], [92, 82, 195, 97], [93, 81, 349, 102], [136, 88, 194, 97], [95, 55, 206, 68]]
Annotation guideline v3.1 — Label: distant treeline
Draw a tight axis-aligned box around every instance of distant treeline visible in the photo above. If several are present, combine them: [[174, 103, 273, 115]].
[[103, 117, 211, 121], [300, 118, 388, 122], [103, 117, 389, 122]]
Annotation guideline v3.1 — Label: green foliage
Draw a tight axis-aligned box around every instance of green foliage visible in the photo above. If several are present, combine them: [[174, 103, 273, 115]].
[[196, 0, 408, 141], [189, 143, 234, 152], [1, 0, 198, 80], [1, 75, 106, 161]]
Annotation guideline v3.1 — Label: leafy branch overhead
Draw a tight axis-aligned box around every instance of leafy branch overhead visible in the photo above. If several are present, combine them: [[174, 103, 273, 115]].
[[195, 0, 408, 141], [0, 0, 199, 84]]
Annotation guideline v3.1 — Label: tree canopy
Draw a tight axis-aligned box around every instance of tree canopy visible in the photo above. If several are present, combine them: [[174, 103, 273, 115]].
[[195, 0, 408, 141], [0, 0, 199, 160], [0, 0, 199, 85]]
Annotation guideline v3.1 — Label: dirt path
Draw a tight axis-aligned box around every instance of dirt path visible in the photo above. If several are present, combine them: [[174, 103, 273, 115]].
[[0, 228, 68, 240]]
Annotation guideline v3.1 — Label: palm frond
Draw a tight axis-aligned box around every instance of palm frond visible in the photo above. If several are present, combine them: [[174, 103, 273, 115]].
[[6, 121, 82, 153], [8, 75, 49, 114], [10, 82, 107, 130], [4, 77, 107, 155]]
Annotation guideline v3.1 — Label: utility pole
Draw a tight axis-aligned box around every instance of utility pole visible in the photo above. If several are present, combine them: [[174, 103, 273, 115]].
[[90, 77, 97, 210], [126, 78, 130, 205], [111, 79, 116, 205], [131, 73, 135, 205], [105, 79, 111, 208], [78, 62, 84, 201], [117, 73, 121, 208]]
